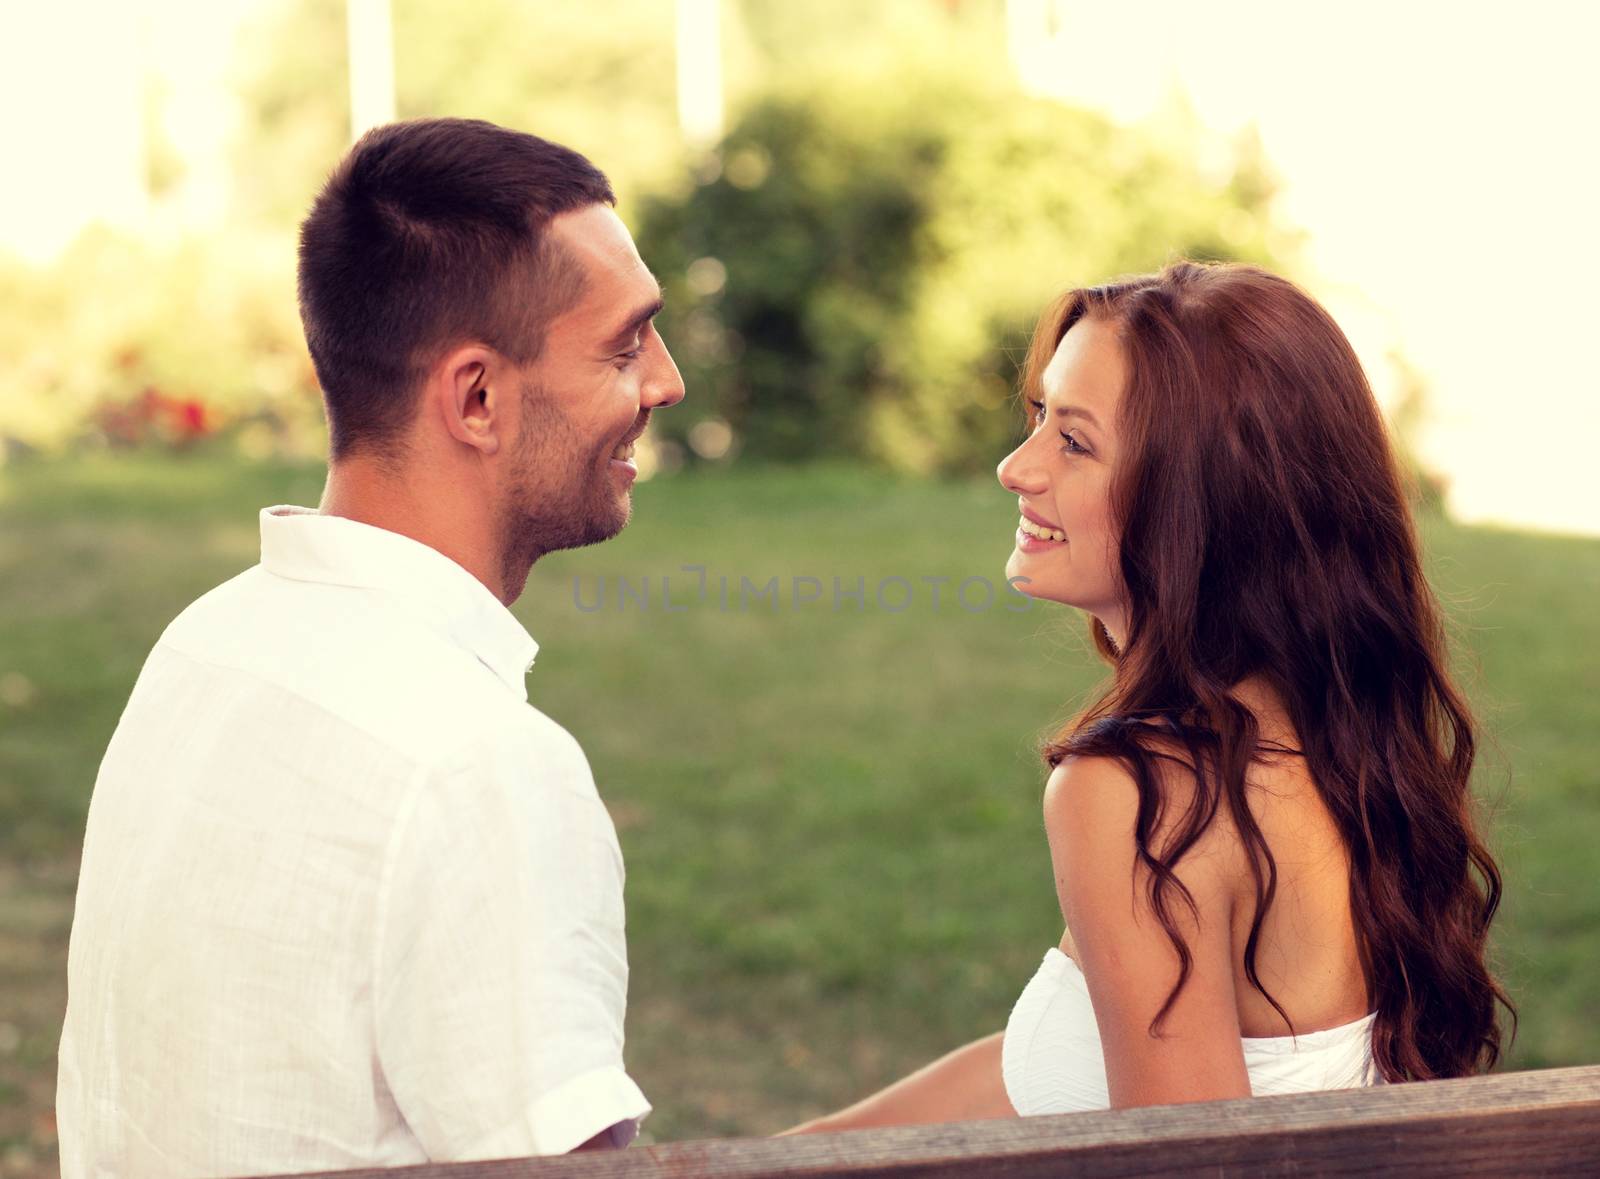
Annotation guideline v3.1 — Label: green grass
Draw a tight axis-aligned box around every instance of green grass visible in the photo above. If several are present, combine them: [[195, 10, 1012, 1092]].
[[1, 452, 1597, 1166]]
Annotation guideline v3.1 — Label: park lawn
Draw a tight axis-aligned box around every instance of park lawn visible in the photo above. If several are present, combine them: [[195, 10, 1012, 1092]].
[[0, 452, 1596, 1165]]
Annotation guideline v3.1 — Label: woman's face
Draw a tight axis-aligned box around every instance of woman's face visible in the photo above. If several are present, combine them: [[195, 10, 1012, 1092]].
[[997, 315, 1127, 640]]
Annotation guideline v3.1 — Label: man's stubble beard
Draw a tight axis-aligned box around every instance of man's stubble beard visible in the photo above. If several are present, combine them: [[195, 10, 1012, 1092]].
[[496, 380, 633, 598]]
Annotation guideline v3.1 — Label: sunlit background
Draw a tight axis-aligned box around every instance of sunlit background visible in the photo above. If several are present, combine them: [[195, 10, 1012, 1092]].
[[3, 3, 1599, 1175], [3, 0, 1598, 530]]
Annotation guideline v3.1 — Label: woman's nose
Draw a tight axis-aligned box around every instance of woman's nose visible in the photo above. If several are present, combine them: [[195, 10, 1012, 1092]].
[[997, 439, 1047, 497]]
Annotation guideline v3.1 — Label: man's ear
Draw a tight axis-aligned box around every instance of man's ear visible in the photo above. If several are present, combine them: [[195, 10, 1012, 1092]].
[[431, 344, 504, 457]]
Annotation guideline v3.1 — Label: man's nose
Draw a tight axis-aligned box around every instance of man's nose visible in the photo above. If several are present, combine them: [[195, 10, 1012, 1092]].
[[643, 339, 686, 410]]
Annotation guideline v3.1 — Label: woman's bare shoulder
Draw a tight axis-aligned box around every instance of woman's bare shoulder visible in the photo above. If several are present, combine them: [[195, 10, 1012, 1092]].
[[1041, 750, 1243, 923], [1042, 742, 1245, 864]]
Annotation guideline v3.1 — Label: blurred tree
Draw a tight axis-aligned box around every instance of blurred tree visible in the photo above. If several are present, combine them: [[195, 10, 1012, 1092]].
[[230, 0, 351, 229], [636, 40, 1297, 471], [1386, 348, 1448, 513], [230, 0, 688, 227]]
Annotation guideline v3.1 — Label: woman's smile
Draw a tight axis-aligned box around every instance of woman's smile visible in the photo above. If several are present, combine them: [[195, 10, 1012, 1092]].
[[1016, 513, 1067, 552]]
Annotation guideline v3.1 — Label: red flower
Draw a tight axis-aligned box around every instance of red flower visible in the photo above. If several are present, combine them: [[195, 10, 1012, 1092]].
[[176, 399, 209, 437]]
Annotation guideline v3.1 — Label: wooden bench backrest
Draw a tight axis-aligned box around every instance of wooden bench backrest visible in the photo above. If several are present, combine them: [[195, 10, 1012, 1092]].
[[265, 1064, 1600, 1178]]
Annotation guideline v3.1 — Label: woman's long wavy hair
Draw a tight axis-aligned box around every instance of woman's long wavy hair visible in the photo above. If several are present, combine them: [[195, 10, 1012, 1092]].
[[1032, 261, 1512, 1081]]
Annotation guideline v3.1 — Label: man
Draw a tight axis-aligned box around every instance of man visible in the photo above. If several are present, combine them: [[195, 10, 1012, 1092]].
[[56, 118, 684, 1176]]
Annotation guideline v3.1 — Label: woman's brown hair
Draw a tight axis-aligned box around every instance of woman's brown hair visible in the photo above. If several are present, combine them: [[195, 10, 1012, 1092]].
[[1029, 260, 1512, 1080]]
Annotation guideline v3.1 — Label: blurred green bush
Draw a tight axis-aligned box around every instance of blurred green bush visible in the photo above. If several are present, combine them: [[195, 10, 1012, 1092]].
[[637, 64, 1292, 472]]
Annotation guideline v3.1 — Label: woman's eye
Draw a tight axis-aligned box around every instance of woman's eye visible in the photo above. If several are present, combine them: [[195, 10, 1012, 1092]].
[[1060, 430, 1090, 456], [1028, 400, 1047, 428]]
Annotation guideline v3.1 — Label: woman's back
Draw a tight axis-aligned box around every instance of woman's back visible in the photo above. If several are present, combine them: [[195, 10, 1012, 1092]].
[[1054, 740, 1372, 1038], [1005, 684, 1381, 1114], [1221, 738, 1370, 1037]]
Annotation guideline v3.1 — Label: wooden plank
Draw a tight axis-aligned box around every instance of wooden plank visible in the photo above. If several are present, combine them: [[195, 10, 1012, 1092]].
[[255, 1064, 1600, 1179]]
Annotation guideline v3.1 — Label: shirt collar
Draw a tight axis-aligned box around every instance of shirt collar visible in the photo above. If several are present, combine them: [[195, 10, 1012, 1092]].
[[259, 506, 539, 699]]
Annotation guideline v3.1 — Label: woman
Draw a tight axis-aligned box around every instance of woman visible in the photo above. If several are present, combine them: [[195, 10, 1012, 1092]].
[[792, 261, 1512, 1129]]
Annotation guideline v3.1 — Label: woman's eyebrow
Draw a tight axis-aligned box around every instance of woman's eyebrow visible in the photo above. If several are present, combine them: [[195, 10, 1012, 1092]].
[[1033, 398, 1101, 428]]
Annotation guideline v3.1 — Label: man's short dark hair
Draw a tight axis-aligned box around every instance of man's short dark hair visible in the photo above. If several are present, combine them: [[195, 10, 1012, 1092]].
[[296, 118, 615, 461]]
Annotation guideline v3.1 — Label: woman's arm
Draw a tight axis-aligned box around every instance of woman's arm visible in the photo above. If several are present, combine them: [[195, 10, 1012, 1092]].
[[1043, 754, 1252, 1108], [781, 1032, 1015, 1134], [789, 748, 1252, 1135]]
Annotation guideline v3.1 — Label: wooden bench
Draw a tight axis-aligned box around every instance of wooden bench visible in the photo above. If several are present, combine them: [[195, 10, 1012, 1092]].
[[268, 1064, 1600, 1178]]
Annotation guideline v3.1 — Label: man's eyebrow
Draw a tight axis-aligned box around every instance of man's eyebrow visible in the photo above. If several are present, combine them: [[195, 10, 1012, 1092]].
[[599, 291, 665, 354], [1028, 397, 1102, 428]]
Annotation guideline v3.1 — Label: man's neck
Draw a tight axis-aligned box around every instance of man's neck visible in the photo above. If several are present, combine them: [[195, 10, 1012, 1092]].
[[319, 456, 511, 604]]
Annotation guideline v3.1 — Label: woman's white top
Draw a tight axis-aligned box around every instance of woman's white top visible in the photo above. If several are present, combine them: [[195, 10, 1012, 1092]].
[[1002, 947, 1381, 1114]]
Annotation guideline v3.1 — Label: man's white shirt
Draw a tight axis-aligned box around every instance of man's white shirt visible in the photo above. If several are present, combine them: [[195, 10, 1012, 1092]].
[[57, 506, 648, 1178]]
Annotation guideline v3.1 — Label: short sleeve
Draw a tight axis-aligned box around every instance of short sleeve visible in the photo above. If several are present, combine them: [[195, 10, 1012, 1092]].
[[373, 714, 649, 1159]]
